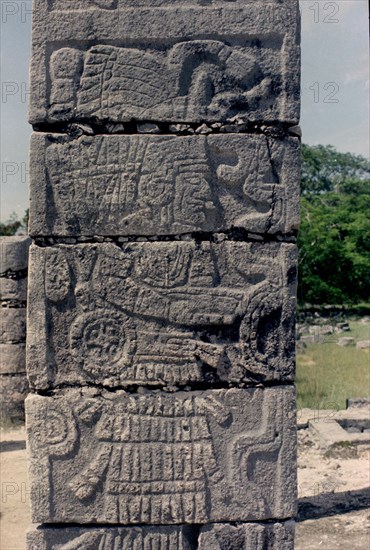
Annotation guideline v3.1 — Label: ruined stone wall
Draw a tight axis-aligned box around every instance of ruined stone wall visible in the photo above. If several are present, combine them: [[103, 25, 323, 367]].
[[0, 236, 31, 424], [26, 1, 300, 547]]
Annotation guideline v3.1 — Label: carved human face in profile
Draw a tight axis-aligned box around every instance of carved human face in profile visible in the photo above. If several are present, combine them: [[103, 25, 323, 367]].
[[173, 171, 217, 230]]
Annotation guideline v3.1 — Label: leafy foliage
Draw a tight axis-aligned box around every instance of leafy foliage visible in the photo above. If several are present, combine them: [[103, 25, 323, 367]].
[[299, 145, 370, 305], [0, 210, 29, 236], [301, 144, 370, 195]]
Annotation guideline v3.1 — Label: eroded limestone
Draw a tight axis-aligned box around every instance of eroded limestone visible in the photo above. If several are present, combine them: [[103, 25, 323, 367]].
[[26, 386, 296, 524], [0, 344, 26, 375], [0, 309, 27, 344], [29, 133, 300, 237], [27, 521, 295, 549], [0, 374, 28, 423], [27, 241, 297, 390], [0, 277, 28, 303], [30, 1, 300, 124], [0, 236, 31, 274]]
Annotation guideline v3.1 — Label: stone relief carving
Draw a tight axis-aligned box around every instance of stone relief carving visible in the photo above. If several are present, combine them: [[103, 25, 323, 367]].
[[48, 41, 278, 122], [26, 386, 296, 523], [26, 521, 295, 549], [30, 134, 299, 236], [27, 242, 297, 389]]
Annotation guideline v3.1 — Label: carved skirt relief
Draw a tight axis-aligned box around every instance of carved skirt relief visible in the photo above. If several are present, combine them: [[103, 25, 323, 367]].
[[27, 242, 297, 389], [30, 134, 300, 236], [26, 386, 296, 524]]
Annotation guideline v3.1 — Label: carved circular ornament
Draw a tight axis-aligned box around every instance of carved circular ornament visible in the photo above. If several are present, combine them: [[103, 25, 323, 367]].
[[44, 409, 70, 445], [69, 310, 136, 376], [32, 407, 70, 448]]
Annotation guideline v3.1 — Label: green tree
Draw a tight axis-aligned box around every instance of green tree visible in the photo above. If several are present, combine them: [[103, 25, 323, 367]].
[[301, 144, 370, 195], [0, 210, 29, 236], [299, 145, 370, 305]]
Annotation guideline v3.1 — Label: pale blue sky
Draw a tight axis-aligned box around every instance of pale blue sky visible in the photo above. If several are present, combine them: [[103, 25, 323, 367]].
[[0, 0, 369, 221]]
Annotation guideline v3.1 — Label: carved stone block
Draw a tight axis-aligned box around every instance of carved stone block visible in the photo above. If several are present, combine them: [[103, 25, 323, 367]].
[[0, 344, 26, 375], [0, 277, 27, 303], [29, 133, 300, 237], [27, 242, 297, 389], [26, 386, 296, 524], [0, 308, 26, 344], [0, 374, 28, 423], [30, 1, 300, 124], [0, 236, 31, 274], [27, 521, 294, 549], [199, 521, 295, 549], [27, 525, 195, 549]]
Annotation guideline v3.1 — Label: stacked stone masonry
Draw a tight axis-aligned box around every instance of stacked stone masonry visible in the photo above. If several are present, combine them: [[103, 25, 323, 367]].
[[0, 236, 31, 423], [27, 0, 300, 548]]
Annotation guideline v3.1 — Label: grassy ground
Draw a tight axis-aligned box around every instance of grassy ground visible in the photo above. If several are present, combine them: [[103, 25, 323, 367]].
[[297, 320, 370, 410]]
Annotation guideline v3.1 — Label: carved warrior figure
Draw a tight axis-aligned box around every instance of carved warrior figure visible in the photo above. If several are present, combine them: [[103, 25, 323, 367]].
[[28, 388, 288, 524], [40, 242, 294, 387], [64, 243, 246, 384], [44, 134, 289, 235], [68, 395, 229, 524], [46, 137, 218, 233], [49, 41, 272, 122]]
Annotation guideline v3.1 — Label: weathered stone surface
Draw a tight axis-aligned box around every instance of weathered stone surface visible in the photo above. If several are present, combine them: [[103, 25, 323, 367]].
[[26, 521, 294, 549], [0, 308, 26, 344], [27, 242, 297, 389], [0, 374, 28, 423], [199, 521, 295, 549], [0, 236, 31, 274], [29, 133, 300, 237], [0, 344, 26, 375], [26, 386, 296, 524], [30, 1, 300, 125], [0, 277, 27, 303], [27, 525, 195, 549]]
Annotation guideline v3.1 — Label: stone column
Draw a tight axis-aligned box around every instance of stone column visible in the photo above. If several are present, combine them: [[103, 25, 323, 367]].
[[0, 236, 31, 424], [26, 1, 300, 548]]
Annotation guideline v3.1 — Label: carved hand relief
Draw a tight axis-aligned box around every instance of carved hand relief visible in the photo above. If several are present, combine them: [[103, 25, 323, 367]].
[[26, 242, 297, 389], [26, 387, 296, 523], [30, 134, 299, 236]]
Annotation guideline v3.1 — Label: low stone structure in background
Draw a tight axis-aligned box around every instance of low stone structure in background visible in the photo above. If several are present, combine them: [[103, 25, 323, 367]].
[[0, 236, 31, 424]]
